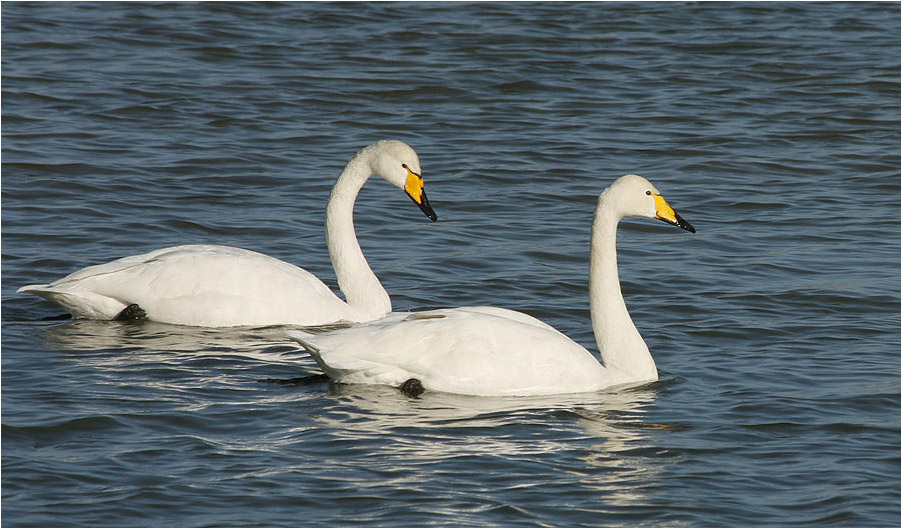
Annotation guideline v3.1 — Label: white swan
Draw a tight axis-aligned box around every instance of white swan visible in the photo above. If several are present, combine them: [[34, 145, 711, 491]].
[[286, 174, 695, 397], [18, 140, 437, 327]]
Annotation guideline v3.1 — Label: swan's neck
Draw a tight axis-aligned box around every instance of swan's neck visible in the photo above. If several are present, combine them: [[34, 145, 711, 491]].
[[588, 196, 657, 382], [325, 153, 391, 321]]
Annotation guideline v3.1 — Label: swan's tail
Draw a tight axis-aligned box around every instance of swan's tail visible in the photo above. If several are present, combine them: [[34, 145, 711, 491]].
[[285, 329, 321, 354], [287, 329, 341, 379], [18, 284, 128, 319], [284, 329, 409, 385]]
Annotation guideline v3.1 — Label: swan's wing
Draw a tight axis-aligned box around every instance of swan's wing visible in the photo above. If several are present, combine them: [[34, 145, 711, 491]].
[[446, 306, 560, 333], [20, 245, 350, 327], [17, 284, 134, 320], [294, 308, 608, 396], [17, 246, 212, 318]]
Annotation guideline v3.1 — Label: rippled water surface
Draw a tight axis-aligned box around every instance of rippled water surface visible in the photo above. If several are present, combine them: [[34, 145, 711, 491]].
[[3, 2, 899, 527]]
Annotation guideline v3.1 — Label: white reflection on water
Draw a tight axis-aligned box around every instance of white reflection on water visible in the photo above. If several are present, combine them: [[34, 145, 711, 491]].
[[33, 319, 305, 360], [573, 389, 674, 511], [318, 381, 656, 434], [308, 381, 671, 511]]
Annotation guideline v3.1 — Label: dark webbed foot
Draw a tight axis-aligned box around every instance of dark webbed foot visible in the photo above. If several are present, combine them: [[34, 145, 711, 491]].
[[114, 304, 146, 321], [399, 378, 425, 398], [261, 374, 330, 387]]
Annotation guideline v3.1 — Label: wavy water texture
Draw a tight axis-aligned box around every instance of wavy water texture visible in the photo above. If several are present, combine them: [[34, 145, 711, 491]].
[[2, 2, 899, 527]]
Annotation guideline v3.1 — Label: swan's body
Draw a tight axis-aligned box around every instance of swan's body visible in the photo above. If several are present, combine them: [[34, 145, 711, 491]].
[[287, 174, 695, 397], [19, 140, 437, 327]]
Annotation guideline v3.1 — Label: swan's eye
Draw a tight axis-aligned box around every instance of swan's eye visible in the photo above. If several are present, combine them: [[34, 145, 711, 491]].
[[645, 190, 652, 196], [402, 163, 408, 169]]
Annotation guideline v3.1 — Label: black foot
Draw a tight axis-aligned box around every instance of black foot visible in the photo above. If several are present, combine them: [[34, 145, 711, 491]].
[[399, 378, 425, 398], [261, 374, 330, 387], [114, 304, 147, 321]]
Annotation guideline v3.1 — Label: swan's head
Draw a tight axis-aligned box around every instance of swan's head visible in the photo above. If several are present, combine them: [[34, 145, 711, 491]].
[[367, 140, 437, 221], [605, 174, 695, 233]]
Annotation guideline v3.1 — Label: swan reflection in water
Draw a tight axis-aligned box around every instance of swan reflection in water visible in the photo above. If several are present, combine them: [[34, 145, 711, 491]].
[[33, 319, 319, 359], [305, 380, 675, 510], [29, 319, 331, 401]]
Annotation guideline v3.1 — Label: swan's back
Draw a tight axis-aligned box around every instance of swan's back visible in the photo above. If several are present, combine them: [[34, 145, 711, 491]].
[[294, 307, 613, 396], [19, 245, 349, 327]]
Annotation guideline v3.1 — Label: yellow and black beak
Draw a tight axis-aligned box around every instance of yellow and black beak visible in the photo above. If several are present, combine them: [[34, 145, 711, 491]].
[[404, 167, 437, 221], [653, 194, 695, 233]]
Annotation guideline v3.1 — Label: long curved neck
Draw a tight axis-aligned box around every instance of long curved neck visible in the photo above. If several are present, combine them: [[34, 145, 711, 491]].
[[325, 152, 391, 320], [589, 194, 657, 381]]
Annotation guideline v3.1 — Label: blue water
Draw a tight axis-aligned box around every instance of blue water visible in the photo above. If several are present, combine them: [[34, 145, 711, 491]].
[[3, 2, 899, 527]]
